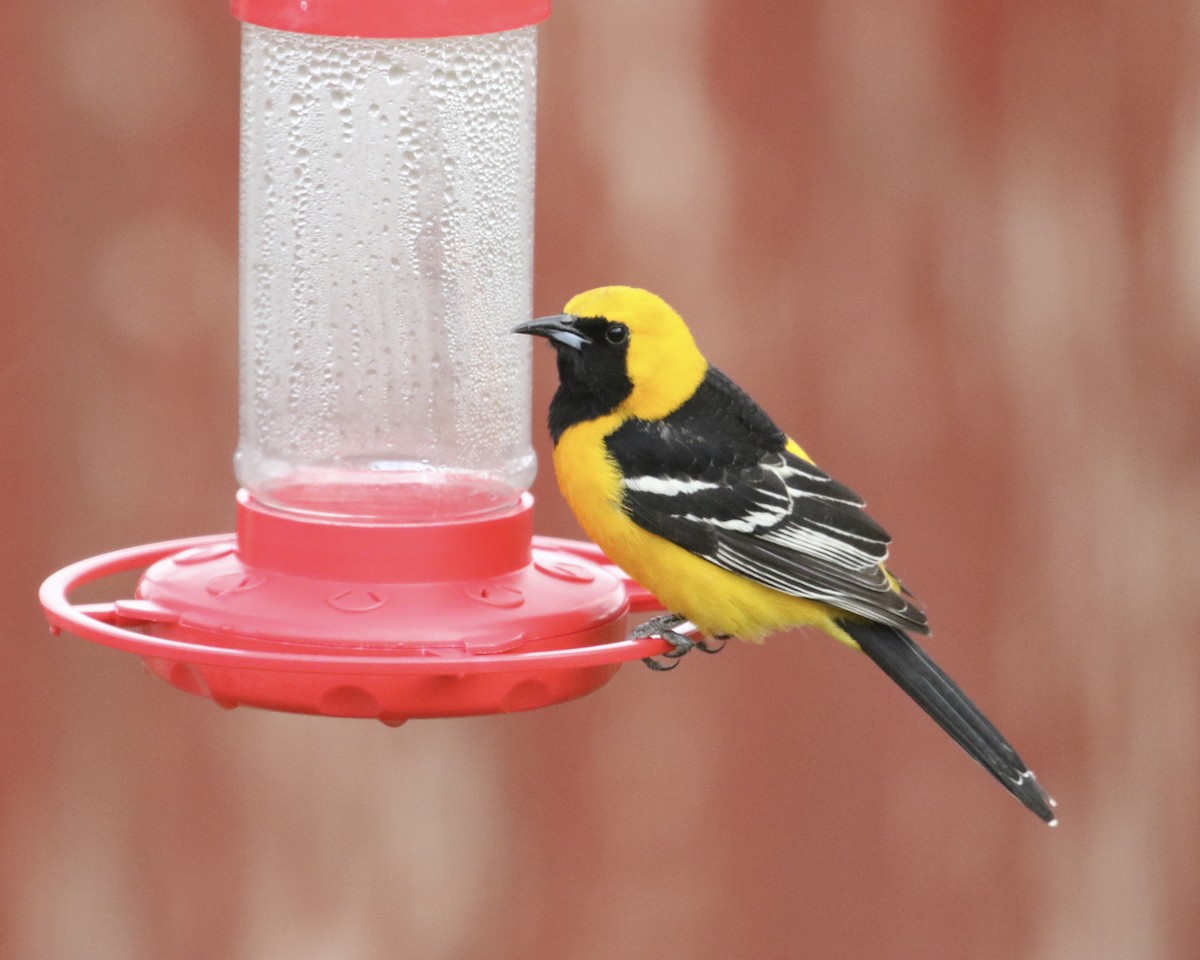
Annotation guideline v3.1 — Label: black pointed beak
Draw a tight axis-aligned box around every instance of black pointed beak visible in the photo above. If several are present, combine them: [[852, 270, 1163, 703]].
[[512, 314, 591, 351]]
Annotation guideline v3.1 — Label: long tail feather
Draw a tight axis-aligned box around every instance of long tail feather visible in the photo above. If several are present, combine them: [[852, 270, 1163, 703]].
[[838, 619, 1057, 824]]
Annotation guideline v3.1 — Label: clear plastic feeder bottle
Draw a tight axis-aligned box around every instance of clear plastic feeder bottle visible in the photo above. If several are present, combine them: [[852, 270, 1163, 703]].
[[234, 0, 545, 521]]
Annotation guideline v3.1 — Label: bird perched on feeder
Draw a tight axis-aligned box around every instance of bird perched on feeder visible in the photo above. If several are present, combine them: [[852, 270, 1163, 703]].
[[515, 285, 1056, 824]]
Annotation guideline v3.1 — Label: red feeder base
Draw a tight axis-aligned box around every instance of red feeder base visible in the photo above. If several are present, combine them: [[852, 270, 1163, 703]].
[[39, 492, 675, 724]]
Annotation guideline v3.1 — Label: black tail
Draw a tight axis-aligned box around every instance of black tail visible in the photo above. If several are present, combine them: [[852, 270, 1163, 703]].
[[838, 619, 1057, 825]]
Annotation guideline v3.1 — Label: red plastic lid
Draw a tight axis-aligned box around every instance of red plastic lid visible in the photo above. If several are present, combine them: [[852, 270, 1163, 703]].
[[231, 0, 551, 38]]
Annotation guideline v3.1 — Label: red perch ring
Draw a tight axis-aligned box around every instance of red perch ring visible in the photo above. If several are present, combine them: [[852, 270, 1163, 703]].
[[39, 492, 672, 725]]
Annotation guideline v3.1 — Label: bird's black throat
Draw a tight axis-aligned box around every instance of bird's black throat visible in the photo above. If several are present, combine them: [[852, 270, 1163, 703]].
[[546, 318, 634, 444]]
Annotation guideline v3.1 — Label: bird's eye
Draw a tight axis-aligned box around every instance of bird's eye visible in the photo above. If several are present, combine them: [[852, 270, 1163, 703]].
[[605, 324, 629, 345]]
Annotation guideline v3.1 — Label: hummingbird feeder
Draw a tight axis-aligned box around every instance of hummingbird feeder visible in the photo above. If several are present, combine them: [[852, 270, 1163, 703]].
[[39, 0, 675, 725]]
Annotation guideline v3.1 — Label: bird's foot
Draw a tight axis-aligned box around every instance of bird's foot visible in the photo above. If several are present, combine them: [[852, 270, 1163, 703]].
[[632, 616, 729, 669], [631, 614, 694, 671]]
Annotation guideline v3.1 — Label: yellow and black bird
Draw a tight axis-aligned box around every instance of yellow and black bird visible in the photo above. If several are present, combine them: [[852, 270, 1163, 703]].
[[516, 285, 1056, 824]]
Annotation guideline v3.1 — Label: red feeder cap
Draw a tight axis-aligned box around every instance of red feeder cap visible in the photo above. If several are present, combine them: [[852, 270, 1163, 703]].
[[231, 0, 551, 38]]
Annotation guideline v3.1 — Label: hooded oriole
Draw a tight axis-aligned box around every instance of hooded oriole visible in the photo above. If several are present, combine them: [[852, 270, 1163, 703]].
[[515, 285, 1056, 824]]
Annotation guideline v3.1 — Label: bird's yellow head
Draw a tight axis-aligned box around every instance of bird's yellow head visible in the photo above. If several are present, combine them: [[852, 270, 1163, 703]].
[[514, 286, 708, 437]]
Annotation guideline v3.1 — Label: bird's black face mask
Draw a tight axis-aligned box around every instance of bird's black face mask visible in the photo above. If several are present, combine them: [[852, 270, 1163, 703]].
[[514, 314, 634, 442]]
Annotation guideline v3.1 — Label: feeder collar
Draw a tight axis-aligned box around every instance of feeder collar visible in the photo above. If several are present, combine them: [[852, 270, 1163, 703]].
[[231, 0, 551, 38]]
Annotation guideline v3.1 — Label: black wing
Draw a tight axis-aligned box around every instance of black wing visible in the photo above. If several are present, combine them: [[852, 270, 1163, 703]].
[[606, 368, 929, 633]]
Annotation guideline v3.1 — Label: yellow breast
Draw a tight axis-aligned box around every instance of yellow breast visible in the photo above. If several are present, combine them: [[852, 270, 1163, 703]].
[[552, 420, 848, 643]]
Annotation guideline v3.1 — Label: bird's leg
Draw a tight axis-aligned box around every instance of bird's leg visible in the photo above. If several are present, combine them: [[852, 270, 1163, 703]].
[[630, 614, 695, 671]]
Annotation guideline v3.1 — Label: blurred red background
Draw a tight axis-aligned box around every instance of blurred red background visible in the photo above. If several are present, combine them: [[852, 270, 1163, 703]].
[[4, 1, 1200, 957]]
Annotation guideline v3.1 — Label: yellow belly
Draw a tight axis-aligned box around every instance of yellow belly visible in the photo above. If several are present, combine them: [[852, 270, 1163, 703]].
[[552, 419, 854, 644]]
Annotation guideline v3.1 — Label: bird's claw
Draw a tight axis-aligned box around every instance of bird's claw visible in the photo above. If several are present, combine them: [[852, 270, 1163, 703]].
[[633, 615, 728, 670], [643, 630, 695, 670], [695, 633, 729, 654]]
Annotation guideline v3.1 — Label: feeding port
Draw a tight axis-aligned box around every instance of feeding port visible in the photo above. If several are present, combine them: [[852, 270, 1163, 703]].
[[39, 0, 674, 724]]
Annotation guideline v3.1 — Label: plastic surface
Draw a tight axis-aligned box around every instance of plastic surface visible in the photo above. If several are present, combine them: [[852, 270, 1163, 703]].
[[237, 22, 538, 522], [232, 0, 551, 38], [39, 494, 672, 724]]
